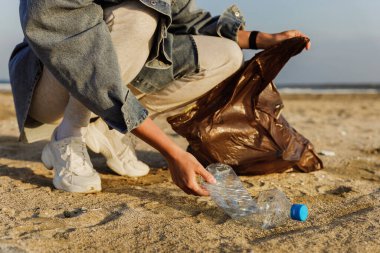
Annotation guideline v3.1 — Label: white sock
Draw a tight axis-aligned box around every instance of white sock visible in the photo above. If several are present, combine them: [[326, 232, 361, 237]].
[[56, 95, 91, 140]]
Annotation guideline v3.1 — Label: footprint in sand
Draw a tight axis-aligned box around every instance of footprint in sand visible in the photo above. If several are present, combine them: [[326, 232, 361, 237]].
[[8, 205, 129, 239], [316, 185, 354, 197], [0, 245, 27, 253]]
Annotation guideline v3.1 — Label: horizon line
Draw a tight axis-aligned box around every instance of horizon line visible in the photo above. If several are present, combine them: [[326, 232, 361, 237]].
[[1, 80, 380, 86]]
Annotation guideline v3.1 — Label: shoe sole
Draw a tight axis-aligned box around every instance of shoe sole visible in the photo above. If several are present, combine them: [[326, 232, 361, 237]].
[[53, 177, 101, 193]]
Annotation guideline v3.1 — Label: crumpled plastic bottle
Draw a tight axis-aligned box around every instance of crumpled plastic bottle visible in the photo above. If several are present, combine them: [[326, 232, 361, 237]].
[[202, 163, 308, 229]]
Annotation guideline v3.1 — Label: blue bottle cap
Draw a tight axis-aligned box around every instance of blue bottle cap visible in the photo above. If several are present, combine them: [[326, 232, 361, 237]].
[[290, 204, 308, 222]]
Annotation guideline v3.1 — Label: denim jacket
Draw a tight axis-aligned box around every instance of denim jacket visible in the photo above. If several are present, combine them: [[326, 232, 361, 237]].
[[9, 0, 245, 142]]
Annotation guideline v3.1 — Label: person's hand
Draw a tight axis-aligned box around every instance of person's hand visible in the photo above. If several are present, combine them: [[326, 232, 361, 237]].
[[257, 30, 311, 50], [131, 117, 216, 196], [166, 148, 216, 196]]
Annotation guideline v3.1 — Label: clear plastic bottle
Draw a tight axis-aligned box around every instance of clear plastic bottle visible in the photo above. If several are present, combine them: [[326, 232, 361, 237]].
[[202, 163, 258, 218], [202, 163, 308, 229], [253, 188, 308, 228]]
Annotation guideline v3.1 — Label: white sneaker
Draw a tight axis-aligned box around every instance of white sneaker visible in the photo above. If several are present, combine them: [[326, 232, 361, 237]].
[[85, 118, 150, 177], [41, 131, 101, 193]]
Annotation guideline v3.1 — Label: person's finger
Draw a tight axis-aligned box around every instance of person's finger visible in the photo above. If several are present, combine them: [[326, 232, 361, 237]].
[[187, 181, 210, 196], [296, 32, 309, 41], [295, 30, 307, 38], [177, 181, 194, 195], [182, 169, 210, 196], [303, 39, 311, 50], [183, 187, 195, 195], [193, 186, 209, 196], [296, 31, 311, 50], [197, 166, 217, 184], [306, 40, 311, 50], [298, 32, 307, 38]]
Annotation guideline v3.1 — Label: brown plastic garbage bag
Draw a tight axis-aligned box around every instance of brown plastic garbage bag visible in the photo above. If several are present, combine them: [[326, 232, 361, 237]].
[[167, 37, 323, 175]]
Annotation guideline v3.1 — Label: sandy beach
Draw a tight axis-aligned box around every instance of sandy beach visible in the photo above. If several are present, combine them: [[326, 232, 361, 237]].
[[0, 91, 379, 252]]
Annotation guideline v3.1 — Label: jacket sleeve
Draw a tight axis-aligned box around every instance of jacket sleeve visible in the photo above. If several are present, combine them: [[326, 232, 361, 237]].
[[20, 0, 147, 133], [169, 0, 245, 42]]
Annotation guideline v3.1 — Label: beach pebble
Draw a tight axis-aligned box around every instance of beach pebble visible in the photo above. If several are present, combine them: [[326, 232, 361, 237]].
[[63, 211, 72, 218], [63, 208, 86, 218], [318, 150, 336, 157]]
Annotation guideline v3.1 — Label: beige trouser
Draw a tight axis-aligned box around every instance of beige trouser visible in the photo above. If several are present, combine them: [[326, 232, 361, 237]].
[[29, 1, 243, 126]]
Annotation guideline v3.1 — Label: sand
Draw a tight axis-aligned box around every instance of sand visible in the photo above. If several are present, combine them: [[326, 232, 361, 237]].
[[0, 91, 379, 252]]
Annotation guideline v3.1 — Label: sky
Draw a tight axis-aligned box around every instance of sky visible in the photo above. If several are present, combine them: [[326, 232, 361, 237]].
[[0, 0, 379, 84]]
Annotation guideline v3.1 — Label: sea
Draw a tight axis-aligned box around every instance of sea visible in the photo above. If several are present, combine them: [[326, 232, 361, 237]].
[[1, 80, 380, 94], [0, 80, 11, 92]]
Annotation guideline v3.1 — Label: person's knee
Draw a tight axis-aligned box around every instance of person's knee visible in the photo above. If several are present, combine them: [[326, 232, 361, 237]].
[[223, 40, 244, 73], [28, 67, 69, 124]]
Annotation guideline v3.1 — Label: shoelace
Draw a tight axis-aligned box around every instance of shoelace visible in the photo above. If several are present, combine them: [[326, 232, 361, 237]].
[[122, 133, 137, 149], [59, 139, 91, 175], [119, 134, 138, 162]]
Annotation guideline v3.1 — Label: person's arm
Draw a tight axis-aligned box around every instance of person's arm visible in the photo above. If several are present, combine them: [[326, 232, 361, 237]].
[[132, 117, 216, 196], [170, 3, 245, 43], [170, 1, 311, 51], [237, 30, 311, 50]]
